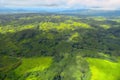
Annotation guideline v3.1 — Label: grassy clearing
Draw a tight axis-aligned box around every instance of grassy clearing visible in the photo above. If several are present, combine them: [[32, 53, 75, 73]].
[[14, 57, 53, 75], [87, 58, 120, 80], [100, 24, 110, 29]]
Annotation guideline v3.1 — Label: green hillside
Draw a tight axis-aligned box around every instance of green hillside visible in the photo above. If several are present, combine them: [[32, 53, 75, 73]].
[[0, 14, 120, 80], [87, 58, 120, 80]]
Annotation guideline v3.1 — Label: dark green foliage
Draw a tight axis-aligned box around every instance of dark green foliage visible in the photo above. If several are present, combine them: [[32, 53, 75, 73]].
[[14, 29, 37, 41]]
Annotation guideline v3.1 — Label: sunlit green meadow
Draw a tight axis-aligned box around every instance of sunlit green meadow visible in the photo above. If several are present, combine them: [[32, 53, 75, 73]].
[[14, 57, 53, 75], [87, 58, 120, 80]]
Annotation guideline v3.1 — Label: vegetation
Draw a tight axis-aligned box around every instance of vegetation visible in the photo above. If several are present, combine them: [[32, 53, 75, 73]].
[[14, 57, 52, 75], [0, 13, 120, 80], [87, 58, 120, 80]]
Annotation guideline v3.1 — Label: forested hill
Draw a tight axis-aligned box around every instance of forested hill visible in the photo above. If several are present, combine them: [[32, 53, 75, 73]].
[[0, 14, 120, 80], [60, 9, 120, 16]]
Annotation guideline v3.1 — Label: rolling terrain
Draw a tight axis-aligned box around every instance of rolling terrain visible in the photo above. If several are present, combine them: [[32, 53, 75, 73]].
[[0, 13, 120, 80]]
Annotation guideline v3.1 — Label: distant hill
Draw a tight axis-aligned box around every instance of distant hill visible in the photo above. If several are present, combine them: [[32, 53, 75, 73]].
[[0, 7, 120, 16], [0, 7, 48, 13], [60, 9, 120, 16]]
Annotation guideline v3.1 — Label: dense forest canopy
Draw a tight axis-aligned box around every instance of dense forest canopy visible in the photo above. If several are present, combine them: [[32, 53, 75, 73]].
[[0, 13, 120, 80]]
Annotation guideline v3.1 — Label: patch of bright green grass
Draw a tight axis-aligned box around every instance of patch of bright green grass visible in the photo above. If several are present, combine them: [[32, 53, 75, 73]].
[[14, 57, 53, 75], [69, 32, 80, 42], [93, 17, 106, 21], [87, 58, 120, 80], [100, 24, 110, 29]]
